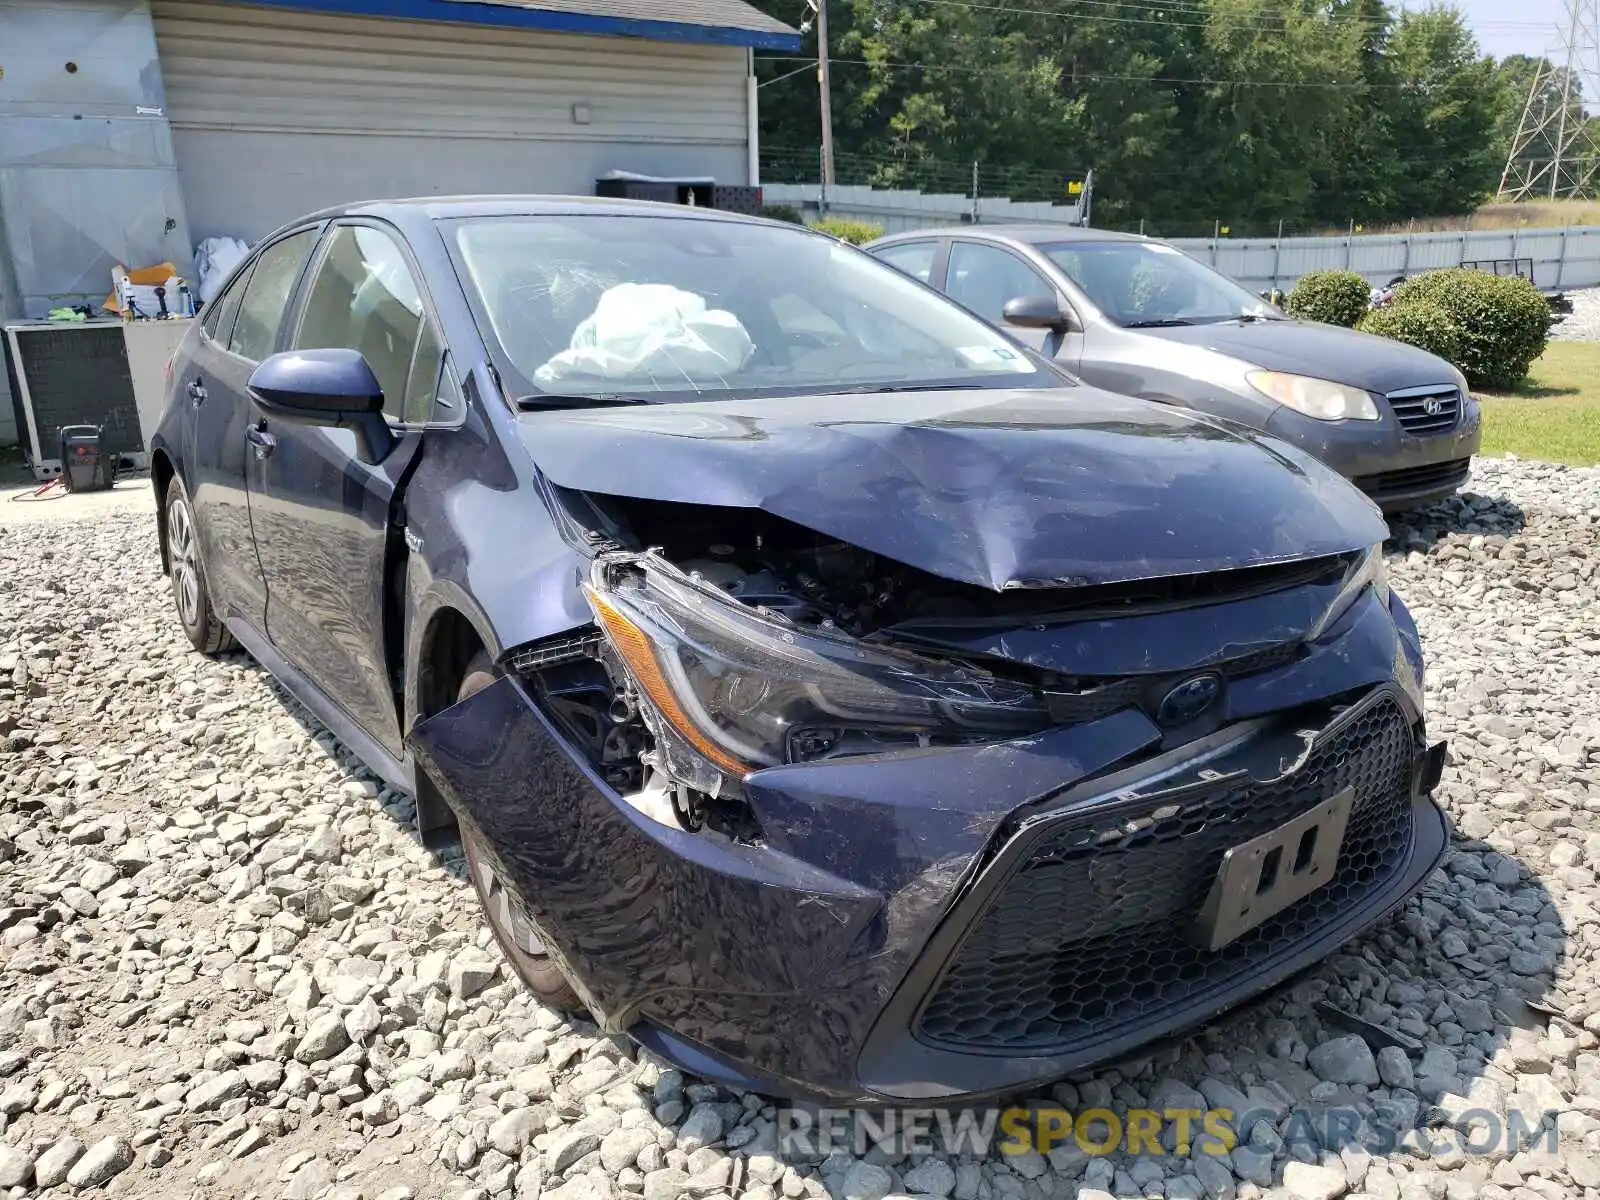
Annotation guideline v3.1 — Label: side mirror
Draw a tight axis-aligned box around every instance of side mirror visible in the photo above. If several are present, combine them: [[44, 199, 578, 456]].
[[248, 349, 396, 463], [1002, 294, 1078, 333]]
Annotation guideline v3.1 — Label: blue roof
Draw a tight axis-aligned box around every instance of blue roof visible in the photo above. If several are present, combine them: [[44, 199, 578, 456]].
[[214, 0, 803, 49]]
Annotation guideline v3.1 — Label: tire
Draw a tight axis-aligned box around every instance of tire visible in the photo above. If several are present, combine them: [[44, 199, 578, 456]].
[[456, 654, 582, 1012], [164, 476, 238, 656]]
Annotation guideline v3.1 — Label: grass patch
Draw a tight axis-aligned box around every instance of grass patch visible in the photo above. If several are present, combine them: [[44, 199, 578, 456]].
[[1361, 199, 1600, 234], [1477, 341, 1600, 466]]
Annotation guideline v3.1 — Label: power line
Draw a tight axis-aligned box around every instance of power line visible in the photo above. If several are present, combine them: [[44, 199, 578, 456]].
[[775, 0, 1565, 38], [1497, 0, 1600, 199], [903, 0, 1557, 33], [758, 53, 1494, 89]]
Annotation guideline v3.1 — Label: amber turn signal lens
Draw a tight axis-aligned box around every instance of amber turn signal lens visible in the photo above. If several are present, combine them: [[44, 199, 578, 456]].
[[583, 585, 750, 778]]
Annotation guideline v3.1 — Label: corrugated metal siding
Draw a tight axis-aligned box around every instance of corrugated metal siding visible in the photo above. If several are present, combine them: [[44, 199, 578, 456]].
[[150, 1, 752, 241], [152, 2, 749, 143]]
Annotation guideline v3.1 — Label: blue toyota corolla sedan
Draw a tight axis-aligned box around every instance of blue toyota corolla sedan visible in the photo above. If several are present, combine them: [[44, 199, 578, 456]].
[[150, 197, 1448, 1103]]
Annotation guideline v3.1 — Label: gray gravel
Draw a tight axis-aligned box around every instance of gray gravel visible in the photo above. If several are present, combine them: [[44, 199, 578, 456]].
[[1548, 286, 1600, 342], [0, 456, 1599, 1198]]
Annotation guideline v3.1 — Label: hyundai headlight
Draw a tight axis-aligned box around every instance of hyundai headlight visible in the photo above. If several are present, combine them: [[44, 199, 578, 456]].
[[1248, 370, 1380, 421], [1308, 545, 1390, 641], [583, 553, 1049, 790]]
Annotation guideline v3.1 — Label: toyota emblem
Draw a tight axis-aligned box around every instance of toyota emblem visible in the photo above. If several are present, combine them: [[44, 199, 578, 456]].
[[1156, 674, 1222, 727]]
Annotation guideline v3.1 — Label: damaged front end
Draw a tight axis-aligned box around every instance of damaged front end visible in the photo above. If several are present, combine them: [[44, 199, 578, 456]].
[[411, 499, 1447, 1102]]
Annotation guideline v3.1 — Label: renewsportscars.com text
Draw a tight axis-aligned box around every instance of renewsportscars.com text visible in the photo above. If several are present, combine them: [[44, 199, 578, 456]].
[[776, 1104, 1557, 1161]]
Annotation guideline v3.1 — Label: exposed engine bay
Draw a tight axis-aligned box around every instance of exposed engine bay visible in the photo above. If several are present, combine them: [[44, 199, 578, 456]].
[[513, 496, 1362, 843]]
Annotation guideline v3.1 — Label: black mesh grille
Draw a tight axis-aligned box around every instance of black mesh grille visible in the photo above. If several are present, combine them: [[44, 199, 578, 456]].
[[914, 696, 1417, 1054], [1354, 458, 1471, 498]]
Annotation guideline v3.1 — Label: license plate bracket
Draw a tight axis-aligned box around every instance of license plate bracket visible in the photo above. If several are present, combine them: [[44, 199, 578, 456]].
[[1195, 786, 1355, 951]]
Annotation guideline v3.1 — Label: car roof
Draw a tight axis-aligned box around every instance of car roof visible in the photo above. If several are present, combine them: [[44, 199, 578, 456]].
[[297, 195, 775, 226], [871, 224, 1153, 248]]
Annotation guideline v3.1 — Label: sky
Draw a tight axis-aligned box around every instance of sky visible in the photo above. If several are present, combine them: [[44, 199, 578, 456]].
[[1455, 0, 1570, 63]]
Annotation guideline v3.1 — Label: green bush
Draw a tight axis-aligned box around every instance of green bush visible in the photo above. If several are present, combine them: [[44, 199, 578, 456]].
[[1356, 301, 1464, 365], [810, 217, 884, 246], [1285, 270, 1372, 327], [760, 203, 804, 225], [1391, 269, 1550, 389]]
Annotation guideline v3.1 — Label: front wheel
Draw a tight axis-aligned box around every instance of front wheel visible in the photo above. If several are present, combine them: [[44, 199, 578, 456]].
[[456, 656, 581, 1012], [164, 477, 237, 656]]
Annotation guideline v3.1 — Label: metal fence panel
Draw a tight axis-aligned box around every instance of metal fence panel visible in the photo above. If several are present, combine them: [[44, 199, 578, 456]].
[[1168, 226, 1600, 293], [758, 182, 1600, 294]]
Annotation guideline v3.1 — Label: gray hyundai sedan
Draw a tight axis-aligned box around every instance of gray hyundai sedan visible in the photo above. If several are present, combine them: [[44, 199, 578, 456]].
[[866, 226, 1483, 513]]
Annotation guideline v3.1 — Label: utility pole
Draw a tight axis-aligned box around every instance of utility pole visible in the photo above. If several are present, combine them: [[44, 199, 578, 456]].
[[814, 0, 836, 194]]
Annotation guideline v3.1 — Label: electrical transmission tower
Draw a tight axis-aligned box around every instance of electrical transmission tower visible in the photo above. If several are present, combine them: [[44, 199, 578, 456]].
[[1497, 0, 1600, 201]]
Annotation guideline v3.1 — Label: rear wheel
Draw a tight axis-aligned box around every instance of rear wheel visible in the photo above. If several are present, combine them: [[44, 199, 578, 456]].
[[165, 477, 237, 655], [456, 655, 582, 1012]]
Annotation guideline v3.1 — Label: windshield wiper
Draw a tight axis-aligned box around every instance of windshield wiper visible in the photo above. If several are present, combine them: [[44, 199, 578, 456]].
[[1124, 318, 1195, 328], [821, 382, 988, 396], [515, 393, 653, 410]]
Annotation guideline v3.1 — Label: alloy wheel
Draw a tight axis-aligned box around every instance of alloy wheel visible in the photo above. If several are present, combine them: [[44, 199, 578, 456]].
[[168, 496, 202, 628], [462, 831, 549, 962]]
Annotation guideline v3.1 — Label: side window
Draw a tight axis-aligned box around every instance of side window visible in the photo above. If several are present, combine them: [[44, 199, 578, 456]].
[[202, 264, 252, 345], [228, 230, 318, 362], [945, 242, 1055, 324], [295, 224, 435, 422], [872, 241, 938, 284]]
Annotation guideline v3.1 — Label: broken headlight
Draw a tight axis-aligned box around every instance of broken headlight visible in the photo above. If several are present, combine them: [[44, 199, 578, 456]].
[[582, 553, 1049, 784], [1307, 544, 1390, 641]]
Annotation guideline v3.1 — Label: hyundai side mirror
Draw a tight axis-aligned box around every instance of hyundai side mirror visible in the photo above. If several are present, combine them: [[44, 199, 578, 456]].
[[248, 349, 396, 464], [1002, 295, 1079, 333]]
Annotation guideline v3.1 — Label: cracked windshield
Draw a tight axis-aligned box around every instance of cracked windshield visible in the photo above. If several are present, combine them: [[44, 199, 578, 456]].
[[452, 215, 1046, 400]]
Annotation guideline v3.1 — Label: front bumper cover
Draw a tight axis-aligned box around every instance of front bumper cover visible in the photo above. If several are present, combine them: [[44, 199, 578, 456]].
[[410, 592, 1447, 1102], [1266, 396, 1483, 510]]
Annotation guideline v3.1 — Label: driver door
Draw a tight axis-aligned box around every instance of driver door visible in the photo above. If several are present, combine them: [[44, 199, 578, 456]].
[[245, 221, 435, 760], [944, 240, 1083, 369]]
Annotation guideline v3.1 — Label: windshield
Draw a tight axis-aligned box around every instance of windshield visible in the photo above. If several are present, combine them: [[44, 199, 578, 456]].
[[1039, 241, 1279, 328], [448, 215, 1052, 401]]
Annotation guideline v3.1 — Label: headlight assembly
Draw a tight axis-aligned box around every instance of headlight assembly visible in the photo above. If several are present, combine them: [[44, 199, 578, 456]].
[[1248, 370, 1379, 421], [583, 553, 1049, 789], [1307, 545, 1389, 641]]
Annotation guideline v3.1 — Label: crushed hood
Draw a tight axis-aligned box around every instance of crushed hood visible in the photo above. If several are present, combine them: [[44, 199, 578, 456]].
[[1145, 319, 1458, 394], [516, 388, 1388, 591]]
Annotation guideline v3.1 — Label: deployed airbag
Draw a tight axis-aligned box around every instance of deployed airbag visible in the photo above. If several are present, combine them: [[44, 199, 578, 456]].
[[534, 283, 754, 385]]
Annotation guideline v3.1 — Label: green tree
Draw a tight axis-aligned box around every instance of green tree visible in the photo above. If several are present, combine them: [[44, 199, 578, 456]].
[[747, 0, 1513, 228], [1191, 0, 1371, 227], [1384, 7, 1503, 215]]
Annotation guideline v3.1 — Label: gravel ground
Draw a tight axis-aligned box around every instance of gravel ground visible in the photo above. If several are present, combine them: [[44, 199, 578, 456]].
[[1548, 288, 1600, 342], [1, 456, 1599, 1200]]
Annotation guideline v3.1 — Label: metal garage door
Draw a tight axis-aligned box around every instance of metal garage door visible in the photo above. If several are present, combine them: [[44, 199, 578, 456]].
[[150, 1, 754, 242]]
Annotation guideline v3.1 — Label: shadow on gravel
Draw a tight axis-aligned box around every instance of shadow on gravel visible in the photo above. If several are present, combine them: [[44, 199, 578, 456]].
[[1387, 490, 1528, 546]]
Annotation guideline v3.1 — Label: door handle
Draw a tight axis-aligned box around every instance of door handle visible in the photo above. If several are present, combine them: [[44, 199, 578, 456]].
[[245, 424, 277, 460], [187, 380, 207, 406]]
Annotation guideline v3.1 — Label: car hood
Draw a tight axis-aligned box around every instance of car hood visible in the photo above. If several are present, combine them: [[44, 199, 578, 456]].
[[516, 388, 1387, 592], [1144, 319, 1458, 394]]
